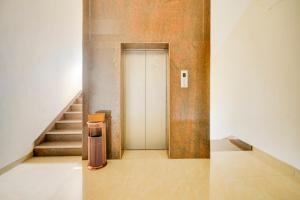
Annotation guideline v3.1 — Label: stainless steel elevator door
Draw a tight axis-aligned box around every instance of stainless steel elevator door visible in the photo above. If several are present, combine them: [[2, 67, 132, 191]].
[[124, 50, 146, 149], [124, 50, 167, 150]]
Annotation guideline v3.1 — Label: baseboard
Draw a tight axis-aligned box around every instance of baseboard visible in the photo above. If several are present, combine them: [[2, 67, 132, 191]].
[[34, 91, 82, 146], [0, 150, 33, 176], [252, 147, 298, 177]]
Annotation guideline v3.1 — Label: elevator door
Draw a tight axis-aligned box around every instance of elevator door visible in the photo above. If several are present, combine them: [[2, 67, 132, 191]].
[[124, 50, 167, 150]]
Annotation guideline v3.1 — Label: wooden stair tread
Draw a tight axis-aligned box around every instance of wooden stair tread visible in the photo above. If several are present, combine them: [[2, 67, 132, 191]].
[[46, 131, 82, 135], [65, 111, 82, 114], [47, 130, 82, 135], [56, 120, 82, 123], [35, 141, 82, 149]]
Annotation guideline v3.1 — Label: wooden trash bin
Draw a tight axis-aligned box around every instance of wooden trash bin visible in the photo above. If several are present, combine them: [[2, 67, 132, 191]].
[[87, 113, 107, 169]]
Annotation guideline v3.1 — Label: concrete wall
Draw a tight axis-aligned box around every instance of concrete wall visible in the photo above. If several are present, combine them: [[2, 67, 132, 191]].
[[83, 0, 210, 159], [0, 0, 82, 169], [211, 0, 300, 169]]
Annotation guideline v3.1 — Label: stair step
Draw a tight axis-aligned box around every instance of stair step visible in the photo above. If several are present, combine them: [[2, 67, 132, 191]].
[[76, 97, 82, 104], [55, 120, 82, 130], [48, 129, 82, 134], [64, 112, 82, 120], [46, 130, 82, 141], [70, 104, 82, 111], [34, 141, 82, 156]]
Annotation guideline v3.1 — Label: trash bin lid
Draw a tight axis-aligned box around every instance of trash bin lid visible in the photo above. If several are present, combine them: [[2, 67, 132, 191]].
[[88, 113, 105, 122], [87, 121, 103, 128]]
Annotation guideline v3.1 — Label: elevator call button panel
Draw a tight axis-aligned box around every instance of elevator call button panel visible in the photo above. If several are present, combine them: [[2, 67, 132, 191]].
[[181, 70, 188, 88]]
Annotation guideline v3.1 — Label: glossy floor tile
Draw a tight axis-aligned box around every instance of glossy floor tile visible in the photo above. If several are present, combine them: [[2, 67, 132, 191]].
[[0, 156, 82, 200], [1, 148, 300, 200], [83, 150, 300, 200]]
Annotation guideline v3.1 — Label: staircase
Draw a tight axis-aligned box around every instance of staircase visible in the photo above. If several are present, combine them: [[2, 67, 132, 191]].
[[34, 96, 82, 156]]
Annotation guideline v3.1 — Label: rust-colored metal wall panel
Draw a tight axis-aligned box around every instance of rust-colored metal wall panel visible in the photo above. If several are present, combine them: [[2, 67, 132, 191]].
[[83, 0, 210, 159]]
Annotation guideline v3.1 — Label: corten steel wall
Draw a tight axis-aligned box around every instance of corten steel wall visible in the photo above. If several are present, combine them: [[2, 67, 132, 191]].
[[83, 0, 210, 159]]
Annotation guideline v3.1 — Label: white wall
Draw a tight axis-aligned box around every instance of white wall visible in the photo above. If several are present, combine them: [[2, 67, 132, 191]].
[[211, 0, 300, 169], [0, 0, 82, 169]]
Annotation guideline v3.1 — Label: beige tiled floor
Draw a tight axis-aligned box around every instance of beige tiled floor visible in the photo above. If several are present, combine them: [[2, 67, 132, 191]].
[[83, 150, 300, 200], [0, 156, 82, 200], [1, 146, 300, 200]]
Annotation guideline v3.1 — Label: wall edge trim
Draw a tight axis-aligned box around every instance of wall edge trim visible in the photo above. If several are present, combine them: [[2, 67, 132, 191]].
[[253, 147, 300, 177]]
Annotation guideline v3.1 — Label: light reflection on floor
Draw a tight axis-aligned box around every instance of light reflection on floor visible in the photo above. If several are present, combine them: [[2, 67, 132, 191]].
[[83, 150, 300, 200]]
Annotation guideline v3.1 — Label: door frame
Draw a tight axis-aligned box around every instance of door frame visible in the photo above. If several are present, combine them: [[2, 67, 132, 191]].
[[120, 43, 170, 157]]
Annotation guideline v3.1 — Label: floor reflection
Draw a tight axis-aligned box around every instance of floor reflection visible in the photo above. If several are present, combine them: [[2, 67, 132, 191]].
[[83, 149, 300, 200], [83, 150, 210, 200]]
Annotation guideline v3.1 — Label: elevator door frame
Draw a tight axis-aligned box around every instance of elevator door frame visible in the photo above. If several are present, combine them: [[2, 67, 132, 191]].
[[120, 43, 170, 157]]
